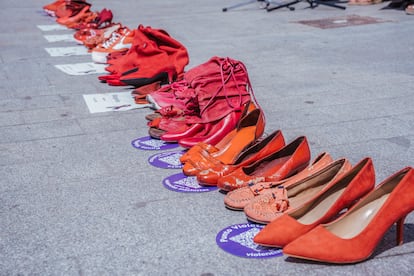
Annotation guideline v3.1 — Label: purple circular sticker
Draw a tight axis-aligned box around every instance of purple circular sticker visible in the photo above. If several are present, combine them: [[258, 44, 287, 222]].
[[163, 172, 218, 193], [216, 223, 283, 259], [148, 150, 185, 169], [131, 136, 178, 151]]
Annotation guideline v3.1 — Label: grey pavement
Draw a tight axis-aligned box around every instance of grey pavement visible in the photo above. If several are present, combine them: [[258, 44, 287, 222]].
[[1, 0, 414, 275]]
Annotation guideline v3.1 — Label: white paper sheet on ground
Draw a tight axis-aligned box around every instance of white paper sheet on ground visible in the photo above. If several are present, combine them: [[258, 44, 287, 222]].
[[83, 92, 152, 113], [54, 62, 107, 75], [37, 24, 68, 31], [43, 34, 78, 43], [45, 46, 89, 57]]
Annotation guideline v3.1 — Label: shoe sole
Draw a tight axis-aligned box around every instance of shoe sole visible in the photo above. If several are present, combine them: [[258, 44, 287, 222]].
[[121, 72, 170, 88]]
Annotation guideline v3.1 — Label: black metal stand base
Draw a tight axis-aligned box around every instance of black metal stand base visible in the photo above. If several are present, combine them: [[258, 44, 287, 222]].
[[222, 0, 347, 12], [222, 0, 268, 12]]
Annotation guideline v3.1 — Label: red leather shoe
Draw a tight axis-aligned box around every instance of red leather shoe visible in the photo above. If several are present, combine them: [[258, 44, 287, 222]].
[[196, 129, 285, 186], [283, 166, 414, 264], [253, 157, 374, 246], [178, 108, 245, 148], [223, 152, 333, 210], [217, 136, 311, 192], [160, 123, 205, 143], [244, 157, 352, 224]]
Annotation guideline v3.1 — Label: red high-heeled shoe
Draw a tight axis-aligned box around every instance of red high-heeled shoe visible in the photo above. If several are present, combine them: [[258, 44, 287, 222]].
[[253, 157, 374, 246], [283, 166, 414, 264]]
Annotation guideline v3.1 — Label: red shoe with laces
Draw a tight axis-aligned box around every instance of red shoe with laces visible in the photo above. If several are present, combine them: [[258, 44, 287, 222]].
[[74, 23, 121, 48]]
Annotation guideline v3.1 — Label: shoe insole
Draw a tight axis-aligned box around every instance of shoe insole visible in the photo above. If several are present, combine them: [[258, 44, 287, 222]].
[[216, 126, 256, 165], [296, 186, 347, 225], [326, 193, 389, 239], [250, 155, 292, 178]]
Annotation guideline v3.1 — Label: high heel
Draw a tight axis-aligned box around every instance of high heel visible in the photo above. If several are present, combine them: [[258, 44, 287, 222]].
[[282, 166, 414, 264], [253, 157, 375, 246], [217, 136, 311, 192], [224, 152, 333, 210]]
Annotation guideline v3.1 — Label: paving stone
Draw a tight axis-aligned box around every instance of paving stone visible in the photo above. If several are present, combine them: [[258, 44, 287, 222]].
[[0, 120, 84, 143], [1, 0, 414, 275]]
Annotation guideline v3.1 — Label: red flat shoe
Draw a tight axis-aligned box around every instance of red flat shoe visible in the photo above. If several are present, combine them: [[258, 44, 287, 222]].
[[181, 108, 264, 176], [223, 152, 333, 210], [196, 129, 285, 186], [217, 136, 311, 192], [244, 157, 353, 224], [178, 108, 245, 148], [178, 101, 258, 164]]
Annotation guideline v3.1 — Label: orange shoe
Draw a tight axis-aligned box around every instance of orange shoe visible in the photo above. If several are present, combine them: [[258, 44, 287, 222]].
[[253, 157, 375, 247], [43, 0, 65, 16], [224, 152, 333, 210], [217, 136, 311, 192], [72, 8, 113, 30], [179, 101, 258, 164], [91, 27, 133, 64], [54, 1, 90, 19], [282, 166, 414, 263], [181, 108, 265, 176], [244, 157, 352, 224], [65, 11, 98, 29], [196, 129, 285, 186], [56, 5, 91, 26], [180, 134, 235, 164]]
